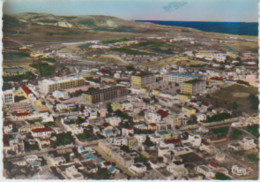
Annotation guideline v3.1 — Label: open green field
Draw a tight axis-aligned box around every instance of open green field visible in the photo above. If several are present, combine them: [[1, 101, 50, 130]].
[[246, 125, 259, 138], [3, 52, 30, 60], [211, 127, 229, 137], [31, 63, 56, 76]]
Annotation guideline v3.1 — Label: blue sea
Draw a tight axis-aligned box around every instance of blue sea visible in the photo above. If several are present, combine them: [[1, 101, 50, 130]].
[[136, 20, 258, 36]]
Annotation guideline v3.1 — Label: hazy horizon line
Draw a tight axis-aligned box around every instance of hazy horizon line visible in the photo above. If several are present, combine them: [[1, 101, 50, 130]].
[[4, 11, 259, 23]]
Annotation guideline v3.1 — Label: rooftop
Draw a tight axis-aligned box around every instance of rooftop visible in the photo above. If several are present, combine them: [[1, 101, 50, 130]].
[[85, 86, 127, 95], [166, 73, 202, 78], [184, 79, 205, 84]]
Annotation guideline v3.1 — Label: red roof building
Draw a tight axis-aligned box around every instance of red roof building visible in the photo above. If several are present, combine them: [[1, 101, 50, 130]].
[[16, 112, 29, 116], [103, 122, 110, 127], [104, 161, 111, 166], [202, 101, 209, 106], [150, 123, 156, 127], [21, 85, 31, 95], [124, 127, 133, 130], [210, 77, 223, 81], [202, 141, 210, 146], [32, 127, 53, 133], [157, 110, 169, 119], [210, 136, 227, 141], [165, 138, 182, 144], [210, 162, 218, 168], [39, 110, 49, 113]]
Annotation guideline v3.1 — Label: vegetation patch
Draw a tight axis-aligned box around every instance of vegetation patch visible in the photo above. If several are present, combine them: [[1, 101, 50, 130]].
[[3, 52, 30, 60], [102, 38, 128, 44], [78, 43, 90, 49], [211, 127, 229, 137], [246, 125, 259, 138], [215, 172, 230, 180], [44, 58, 56, 63], [44, 122, 57, 127], [3, 71, 36, 82], [248, 95, 259, 110], [30, 63, 55, 76], [78, 19, 96, 26], [135, 41, 167, 48], [109, 48, 150, 55], [247, 154, 259, 162], [77, 131, 91, 141], [115, 110, 129, 119], [55, 132, 74, 146], [232, 129, 242, 140], [206, 113, 232, 123]]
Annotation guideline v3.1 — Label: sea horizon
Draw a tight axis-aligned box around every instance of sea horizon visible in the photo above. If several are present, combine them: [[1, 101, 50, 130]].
[[136, 20, 258, 36]]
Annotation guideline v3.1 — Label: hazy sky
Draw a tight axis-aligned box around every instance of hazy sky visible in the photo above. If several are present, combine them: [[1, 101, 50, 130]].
[[3, 0, 259, 22]]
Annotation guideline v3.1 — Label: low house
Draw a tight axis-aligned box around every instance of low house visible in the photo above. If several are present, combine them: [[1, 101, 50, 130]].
[[182, 134, 202, 147], [167, 161, 188, 178], [129, 163, 147, 174], [195, 165, 215, 179], [148, 160, 166, 169], [31, 127, 54, 138], [122, 127, 134, 136], [238, 137, 257, 150], [64, 165, 84, 179], [106, 117, 121, 126]]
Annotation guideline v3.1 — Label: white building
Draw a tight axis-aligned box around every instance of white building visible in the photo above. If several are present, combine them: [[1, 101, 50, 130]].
[[64, 165, 84, 179], [129, 163, 147, 174], [183, 134, 202, 147], [106, 117, 121, 126], [196, 165, 215, 179], [31, 127, 54, 138], [3, 88, 15, 104], [238, 137, 257, 150], [53, 90, 70, 99], [145, 111, 161, 124], [38, 76, 87, 94], [167, 162, 188, 178], [122, 127, 134, 137]]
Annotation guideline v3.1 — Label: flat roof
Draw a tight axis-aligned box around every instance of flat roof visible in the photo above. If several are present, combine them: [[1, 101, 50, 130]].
[[86, 86, 127, 95], [166, 73, 202, 78], [184, 79, 205, 84]]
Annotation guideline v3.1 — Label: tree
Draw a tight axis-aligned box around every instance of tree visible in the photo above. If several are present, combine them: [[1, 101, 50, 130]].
[[120, 145, 130, 152], [232, 102, 238, 110], [157, 157, 163, 162], [144, 136, 155, 147], [107, 104, 113, 113]]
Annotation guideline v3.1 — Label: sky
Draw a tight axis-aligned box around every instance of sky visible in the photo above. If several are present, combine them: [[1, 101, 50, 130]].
[[3, 0, 259, 22]]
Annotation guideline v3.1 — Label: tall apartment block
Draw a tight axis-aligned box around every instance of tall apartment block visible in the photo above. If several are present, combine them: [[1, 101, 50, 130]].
[[3, 89, 15, 104], [181, 79, 206, 95], [38, 76, 87, 94], [163, 73, 202, 83], [82, 86, 128, 104], [131, 74, 156, 88]]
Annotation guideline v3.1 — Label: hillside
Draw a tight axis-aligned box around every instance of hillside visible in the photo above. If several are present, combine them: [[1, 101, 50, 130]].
[[3, 12, 202, 43]]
